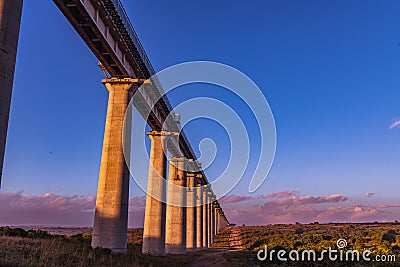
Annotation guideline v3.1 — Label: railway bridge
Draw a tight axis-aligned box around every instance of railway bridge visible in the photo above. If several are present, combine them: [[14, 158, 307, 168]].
[[0, 0, 230, 255]]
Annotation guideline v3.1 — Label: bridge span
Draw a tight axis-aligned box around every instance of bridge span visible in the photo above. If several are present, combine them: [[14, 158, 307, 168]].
[[0, 0, 230, 255]]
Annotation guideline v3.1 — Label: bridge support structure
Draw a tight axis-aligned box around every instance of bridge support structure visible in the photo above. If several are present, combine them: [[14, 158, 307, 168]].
[[0, 0, 23, 185], [202, 189, 209, 249], [207, 193, 212, 247], [165, 157, 187, 254], [196, 181, 203, 250], [186, 171, 197, 251], [142, 131, 169, 255], [215, 208, 219, 234], [210, 200, 215, 245], [91, 78, 136, 253]]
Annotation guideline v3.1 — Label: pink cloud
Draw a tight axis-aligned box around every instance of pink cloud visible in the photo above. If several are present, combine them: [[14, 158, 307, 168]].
[[261, 194, 348, 210], [389, 120, 400, 129], [0, 191, 145, 228], [2, 191, 399, 228], [377, 204, 400, 209], [365, 192, 375, 198], [219, 195, 253, 204], [260, 190, 300, 199]]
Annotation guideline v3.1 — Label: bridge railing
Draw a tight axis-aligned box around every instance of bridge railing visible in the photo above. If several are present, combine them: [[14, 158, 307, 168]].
[[110, 1, 177, 118], [111, 0, 155, 76]]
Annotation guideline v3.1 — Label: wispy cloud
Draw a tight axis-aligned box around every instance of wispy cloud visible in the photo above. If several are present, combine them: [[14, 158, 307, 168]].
[[219, 195, 253, 204], [260, 194, 348, 210], [377, 204, 400, 209], [259, 190, 299, 199], [389, 120, 400, 129], [365, 192, 375, 198]]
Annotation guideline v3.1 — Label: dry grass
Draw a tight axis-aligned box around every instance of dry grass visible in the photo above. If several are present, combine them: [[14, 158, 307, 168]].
[[0, 229, 195, 267], [0, 236, 140, 267]]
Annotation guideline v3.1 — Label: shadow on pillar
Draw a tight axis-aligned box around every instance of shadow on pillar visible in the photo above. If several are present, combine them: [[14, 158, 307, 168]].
[[91, 207, 129, 253]]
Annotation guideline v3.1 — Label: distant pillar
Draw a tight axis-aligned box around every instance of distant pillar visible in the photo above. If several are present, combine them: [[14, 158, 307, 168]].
[[186, 172, 196, 251], [165, 157, 187, 254], [210, 201, 215, 245], [196, 182, 203, 250], [202, 189, 209, 248], [92, 78, 136, 253], [220, 217, 223, 229], [216, 209, 220, 233], [219, 212, 222, 231], [0, 0, 23, 185], [215, 210, 219, 233], [207, 194, 213, 246], [142, 131, 168, 255], [214, 207, 217, 234]]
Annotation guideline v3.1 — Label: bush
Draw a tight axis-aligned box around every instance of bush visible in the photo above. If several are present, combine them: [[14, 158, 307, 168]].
[[294, 228, 304, 234], [27, 229, 52, 239], [382, 230, 396, 243], [0, 226, 28, 237]]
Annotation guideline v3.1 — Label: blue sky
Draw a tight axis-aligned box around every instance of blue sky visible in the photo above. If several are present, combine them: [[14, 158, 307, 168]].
[[1, 0, 400, 225]]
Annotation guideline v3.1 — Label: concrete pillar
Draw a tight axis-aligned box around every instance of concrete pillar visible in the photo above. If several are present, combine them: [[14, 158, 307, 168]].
[[219, 213, 223, 231], [196, 183, 203, 250], [214, 207, 217, 234], [186, 172, 196, 251], [215, 208, 220, 233], [165, 157, 187, 254], [202, 189, 208, 248], [215, 210, 219, 233], [0, 0, 23, 185], [92, 78, 136, 253], [219, 213, 222, 231], [142, 131, 168, 255], [207, 195, 213, 246], [210, 201, 215, 245]]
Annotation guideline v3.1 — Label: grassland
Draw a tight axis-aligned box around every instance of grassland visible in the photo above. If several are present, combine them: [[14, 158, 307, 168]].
[[217, 222, 400, 266], [0, 223, 399, 266]]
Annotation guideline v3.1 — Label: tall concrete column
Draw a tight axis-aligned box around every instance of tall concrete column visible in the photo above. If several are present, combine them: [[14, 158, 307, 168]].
[[207, 195, 213, 246], [214, 207, 217, 234], [165, 157, 187, 254], [215, 210, 219, 233], [210, 201, 215, 245], [92, 78, 135, 253], [202, 189, 209, 248], [142, 131, 168, 255], [218, 211, 222, 231], [0, 0, 23, 185], [216, 208, 220, 233], [186, 172, 196, 251], [196, 183, 203, 250]]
